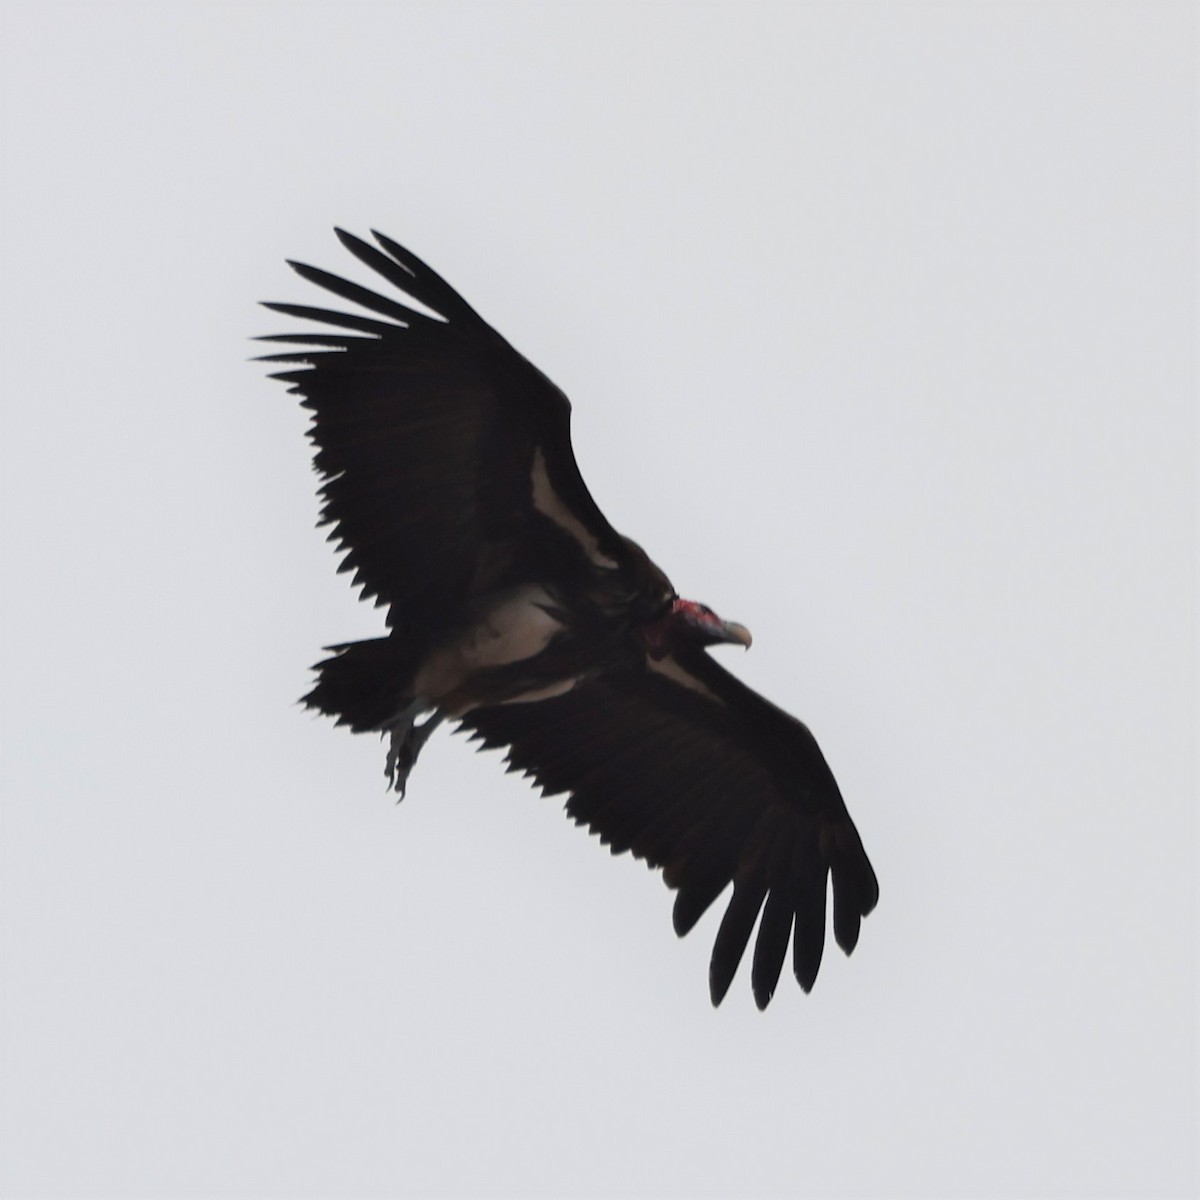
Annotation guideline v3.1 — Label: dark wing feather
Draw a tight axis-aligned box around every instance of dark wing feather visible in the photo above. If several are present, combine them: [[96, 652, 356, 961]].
[[260, 230, 626, 629], [461, 650, 878, 1009]]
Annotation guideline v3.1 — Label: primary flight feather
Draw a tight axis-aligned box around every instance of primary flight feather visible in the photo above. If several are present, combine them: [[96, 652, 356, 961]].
[[260, 229, 878, 1008]]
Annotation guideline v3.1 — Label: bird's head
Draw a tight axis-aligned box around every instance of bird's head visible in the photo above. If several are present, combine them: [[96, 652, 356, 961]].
[[673, 598, 753, 648], [641, 597, 752, 657]]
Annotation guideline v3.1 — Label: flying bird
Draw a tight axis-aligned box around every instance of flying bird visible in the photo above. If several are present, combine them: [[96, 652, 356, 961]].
[[260, 230, 878, 1008]]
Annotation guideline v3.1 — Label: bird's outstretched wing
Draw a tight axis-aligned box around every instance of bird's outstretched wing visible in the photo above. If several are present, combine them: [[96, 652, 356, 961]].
[[259, 230, 626, 629], [461, 645, 879, 1009]]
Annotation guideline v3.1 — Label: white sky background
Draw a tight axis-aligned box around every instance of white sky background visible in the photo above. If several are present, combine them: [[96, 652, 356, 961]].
[[1, 1, 1195, 1196]]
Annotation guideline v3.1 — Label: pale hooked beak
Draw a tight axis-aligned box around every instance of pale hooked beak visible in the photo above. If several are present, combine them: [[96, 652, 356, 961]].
[[720, 620, 753, 649], [672, 598, 753, 649]]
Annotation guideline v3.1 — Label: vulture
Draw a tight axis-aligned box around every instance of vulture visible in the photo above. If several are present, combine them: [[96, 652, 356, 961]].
[[260, 229, 878, 1008]]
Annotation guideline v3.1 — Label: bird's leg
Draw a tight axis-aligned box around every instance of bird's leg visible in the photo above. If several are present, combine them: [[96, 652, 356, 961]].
[[383, 698, 444, 798]]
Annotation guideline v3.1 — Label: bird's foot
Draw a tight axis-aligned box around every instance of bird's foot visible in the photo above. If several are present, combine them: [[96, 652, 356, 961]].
[[383, 701, 444, 798]]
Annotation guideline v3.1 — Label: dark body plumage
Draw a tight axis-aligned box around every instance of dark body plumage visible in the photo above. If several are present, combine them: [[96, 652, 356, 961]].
[[261, 230, 878, 1008]]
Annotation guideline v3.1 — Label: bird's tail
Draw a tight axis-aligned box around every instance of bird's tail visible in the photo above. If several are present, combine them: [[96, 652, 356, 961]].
[[303, 637, 416, 733]]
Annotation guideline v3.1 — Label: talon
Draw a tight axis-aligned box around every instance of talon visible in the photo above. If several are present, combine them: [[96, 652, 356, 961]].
[[382, 701, 443, 798]]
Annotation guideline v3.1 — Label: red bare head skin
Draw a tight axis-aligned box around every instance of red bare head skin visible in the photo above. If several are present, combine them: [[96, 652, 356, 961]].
[[672, 598, 752, 648], [638, 599, 752, 658]]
